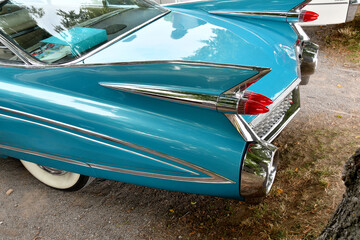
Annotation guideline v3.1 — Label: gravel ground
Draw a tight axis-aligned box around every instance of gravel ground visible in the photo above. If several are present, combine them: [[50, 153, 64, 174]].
[[0, 43, 359, 240]]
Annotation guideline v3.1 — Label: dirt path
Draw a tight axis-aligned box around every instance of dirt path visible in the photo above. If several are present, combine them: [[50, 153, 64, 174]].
[[0, 53, 359, 239]]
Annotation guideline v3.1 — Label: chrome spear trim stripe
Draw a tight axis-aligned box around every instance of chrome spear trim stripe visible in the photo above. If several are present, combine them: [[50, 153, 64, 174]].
[[209, 11, 300, 22], [0, 106, 233, 184], [0, 144, 88, 167], [100, 83, 240, 113], [0, 112, 197, 175], [100, 66, 270, 114], [0, 142, 228, 182], [87, 60, 268, 71], [0, 143, 228, 183], [209, 0, 312, 23], [90, 163, 230, 183], [0, 57, 271, 71], [100, 83, 219, 110]]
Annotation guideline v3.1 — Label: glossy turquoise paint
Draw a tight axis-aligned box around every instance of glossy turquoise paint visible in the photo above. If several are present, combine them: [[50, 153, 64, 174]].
[[0, 0, 304, 199], [84, 10, 299, 122], [0, 63, 257, 199], [0, 112, 241, 199]]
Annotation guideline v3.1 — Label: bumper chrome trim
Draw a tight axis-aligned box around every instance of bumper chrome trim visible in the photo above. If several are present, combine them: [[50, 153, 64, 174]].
[[264, 87, 301, 142], [300, 41, 319, 79], [226, 84, 301, 200], [224, 113, 259, 143], [239, 87, 300, 200], [240, 141, 279, 199]]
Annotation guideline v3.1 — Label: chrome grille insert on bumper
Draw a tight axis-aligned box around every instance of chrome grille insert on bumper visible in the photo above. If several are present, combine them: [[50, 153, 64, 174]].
[[252, 92, 293, 139], [250, 86, 301, 142]]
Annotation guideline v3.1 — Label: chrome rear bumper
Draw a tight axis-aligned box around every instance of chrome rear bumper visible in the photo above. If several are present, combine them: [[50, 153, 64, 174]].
[[236, 23, 315, 200], [291, 23, 319, 85], [300, 41, 319, 85], [238, 86, 300, 200], [240, 142, 279, 199]]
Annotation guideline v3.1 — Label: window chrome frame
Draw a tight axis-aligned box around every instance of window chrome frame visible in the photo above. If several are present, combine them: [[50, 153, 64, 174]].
[[0, 35, 28, 65]]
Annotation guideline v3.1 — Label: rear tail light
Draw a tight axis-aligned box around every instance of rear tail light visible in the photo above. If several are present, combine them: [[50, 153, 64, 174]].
[[217, 69, 272, 115], [237, 99, 269, 115], [242, 91, 273, 106], [299, 11, 319, 22], [236, 80, 272, 115]]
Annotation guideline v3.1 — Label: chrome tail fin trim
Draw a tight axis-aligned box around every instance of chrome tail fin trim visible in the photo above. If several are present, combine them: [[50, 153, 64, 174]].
[[100, 61, 270, 114]]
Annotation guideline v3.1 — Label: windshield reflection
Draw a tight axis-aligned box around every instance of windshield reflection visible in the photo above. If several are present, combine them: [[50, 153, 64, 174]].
[[0, 0, 165, 63]]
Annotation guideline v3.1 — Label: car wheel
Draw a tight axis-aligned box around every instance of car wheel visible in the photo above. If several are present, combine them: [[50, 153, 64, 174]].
[[20, 160, 94, 191]]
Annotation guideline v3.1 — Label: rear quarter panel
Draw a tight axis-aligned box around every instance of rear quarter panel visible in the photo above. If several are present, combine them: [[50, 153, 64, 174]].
[[0, 64, 250, 199]]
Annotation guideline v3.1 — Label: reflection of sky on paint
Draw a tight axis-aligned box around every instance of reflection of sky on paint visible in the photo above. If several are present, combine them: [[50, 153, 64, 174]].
[[86, 14, 218, 63], [124, 21, 217, 60], [0, 81, 121, 118]]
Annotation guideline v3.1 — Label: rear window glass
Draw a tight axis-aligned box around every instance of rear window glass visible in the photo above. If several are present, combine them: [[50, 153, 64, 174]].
[[0, 0, 166, 63]]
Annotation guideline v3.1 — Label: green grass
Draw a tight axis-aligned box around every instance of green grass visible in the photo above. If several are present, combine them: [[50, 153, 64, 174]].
[[324, 11, 360, 64]]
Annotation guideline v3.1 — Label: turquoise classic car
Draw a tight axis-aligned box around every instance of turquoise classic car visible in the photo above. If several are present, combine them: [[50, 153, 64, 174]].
[[0, 0, 319, 201]]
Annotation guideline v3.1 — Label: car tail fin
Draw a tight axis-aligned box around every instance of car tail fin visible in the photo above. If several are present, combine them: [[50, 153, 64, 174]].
[[100, 60, 271, 115], [170, 0, 315, 23]]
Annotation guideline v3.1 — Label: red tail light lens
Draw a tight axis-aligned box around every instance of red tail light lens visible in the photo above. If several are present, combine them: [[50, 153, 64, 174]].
[[243, 91, 273, 106], [300, 11, 319, 22], [238, 99, 269, 115]]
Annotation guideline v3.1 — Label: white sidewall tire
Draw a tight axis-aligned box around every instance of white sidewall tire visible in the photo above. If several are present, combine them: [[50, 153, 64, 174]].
[[20, 160, 82, 190]]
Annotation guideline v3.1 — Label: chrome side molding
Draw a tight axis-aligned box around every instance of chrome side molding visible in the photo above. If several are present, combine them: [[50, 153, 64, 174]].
[[100, 83, 220, 110], [208, 11, 300, 22], [100, 66, 271, 114], [0, 107, 233, 184], [0, 143, 89, 167], [100, 82, 244, 114], [209, 0, 312, 23]]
